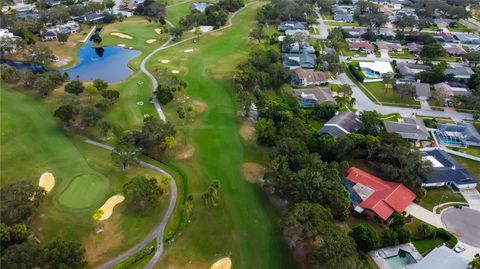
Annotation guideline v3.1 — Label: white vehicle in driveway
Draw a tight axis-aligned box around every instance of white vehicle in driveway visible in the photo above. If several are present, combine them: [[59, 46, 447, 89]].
[[454, 244, 466, 253]]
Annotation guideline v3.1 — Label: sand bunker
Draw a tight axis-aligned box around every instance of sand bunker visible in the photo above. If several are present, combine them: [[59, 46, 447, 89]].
[[160, 59, 170, 63], [172, 70, 180, 74], [111, 32, 133, 39], [240, 121, 255, 140], [97, 194, 125, 221], [184, 49, 193, 53], [154, 28, 162, 35], [192, 100, 207, 113], [38, 172, 55, 193], [175, 145, 195, 160], [117, 44, 126, 47], [146, 39, 156, 44], [211, 257, 231, 269], [242, 163, 265, 184]]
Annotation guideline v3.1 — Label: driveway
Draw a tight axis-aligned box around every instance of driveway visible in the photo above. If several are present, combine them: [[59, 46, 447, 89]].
[[405, 203, 443, 228], [460, 188, 480, 211], [441, 207, 480, 247]]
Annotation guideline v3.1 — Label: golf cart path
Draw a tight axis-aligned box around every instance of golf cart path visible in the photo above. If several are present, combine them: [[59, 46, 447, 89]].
[[86, 139, 177, 269], [139, 1, 259, 122]]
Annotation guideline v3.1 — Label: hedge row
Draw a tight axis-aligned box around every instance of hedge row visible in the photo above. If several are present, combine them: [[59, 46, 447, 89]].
[[349, 63, 365, 83], [436, 228, 458, 248]]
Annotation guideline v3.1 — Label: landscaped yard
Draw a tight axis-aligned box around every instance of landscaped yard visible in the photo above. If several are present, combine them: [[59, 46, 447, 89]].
[[341, 49, 368, 56], [328, 21, 360, 27], [389, 48, 414, 59], [448, 22, 474, 32], [412, 237, 446, 255], [418, 187, 466, 211], [363, 82, 419, 106]]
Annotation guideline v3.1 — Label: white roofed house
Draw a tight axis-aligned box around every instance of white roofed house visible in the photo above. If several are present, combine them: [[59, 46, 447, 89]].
[[0, 29, 22, 55], [42, 21, 80, 41]]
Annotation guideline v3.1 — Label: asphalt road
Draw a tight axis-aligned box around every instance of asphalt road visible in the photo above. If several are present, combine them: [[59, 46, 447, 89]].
[[441, 207, 480, 248]]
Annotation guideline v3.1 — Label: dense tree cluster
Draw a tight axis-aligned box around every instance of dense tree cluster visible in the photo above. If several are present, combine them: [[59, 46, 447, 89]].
[[154, 68, 187, 105], [123, 176, 164, 211], [413, 0, 469, 19], [0, 65, 66, 97], [179, 0, 244, 30], [257, 0, 315, 24]]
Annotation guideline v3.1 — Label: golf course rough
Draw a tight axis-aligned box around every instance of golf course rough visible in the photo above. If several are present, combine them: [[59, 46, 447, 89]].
[[58, 173, 109, 209]]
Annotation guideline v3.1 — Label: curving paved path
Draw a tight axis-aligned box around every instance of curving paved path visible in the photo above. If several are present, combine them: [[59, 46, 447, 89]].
[[85, 139, 177, 269]]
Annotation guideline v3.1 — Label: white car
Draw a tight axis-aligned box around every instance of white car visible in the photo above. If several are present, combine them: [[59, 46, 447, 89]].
[[353, 54, 360, 58], [454, 244, 466, 253]]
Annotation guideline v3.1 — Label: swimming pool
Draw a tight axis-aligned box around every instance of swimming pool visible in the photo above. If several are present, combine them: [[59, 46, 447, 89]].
[[362, 69, 380, 78], [439, 135, 465, 146], [384, 250, 417, 269]]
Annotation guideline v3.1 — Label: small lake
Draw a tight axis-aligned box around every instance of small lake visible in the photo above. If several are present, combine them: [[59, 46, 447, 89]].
[[62, 40, 141, 83], [1, 40, 140, 83]]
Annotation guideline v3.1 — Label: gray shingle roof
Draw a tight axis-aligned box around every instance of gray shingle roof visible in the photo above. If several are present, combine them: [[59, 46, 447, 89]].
[[415, 83, 431, 98], [320, 112, 362, 137], [437, 122, 480, 146], [421, 149, 478, 186], [384, 117, 429, 140], [410, 245, 469, 269]]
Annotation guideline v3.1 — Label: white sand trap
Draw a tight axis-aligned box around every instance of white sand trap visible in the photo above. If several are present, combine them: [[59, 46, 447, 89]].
[[117, 44, 126, 47], [97, 194, 125, 221], [160, 59, 170, 63], [171, 70, 180, 74], [154, 28, 162, 35], [146, 39, 156, 44], [39, 172, 55, 193], [111, 32, 133, 39], [211, 257, 231, 269], [184, 49, 193, 53]]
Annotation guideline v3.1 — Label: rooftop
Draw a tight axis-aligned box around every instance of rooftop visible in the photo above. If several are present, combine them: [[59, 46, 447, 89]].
[[384, 117, 429, 140], [320, 112, 363, 137], [359, 61, 394, 74], [421, 149, 478, 186], [410, 245, 469, 269]]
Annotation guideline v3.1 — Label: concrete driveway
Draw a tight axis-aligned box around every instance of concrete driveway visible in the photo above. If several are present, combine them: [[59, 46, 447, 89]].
[[405, 203, 443, 228], [441, 207, 480, 247], [460, 188, 480, 211]]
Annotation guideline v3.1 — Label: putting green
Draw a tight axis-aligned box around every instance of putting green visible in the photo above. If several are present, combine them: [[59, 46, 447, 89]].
[[58, 174, 109, 209]]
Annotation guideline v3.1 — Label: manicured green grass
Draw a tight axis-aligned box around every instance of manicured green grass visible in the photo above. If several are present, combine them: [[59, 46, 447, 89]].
[[363, 82, 419, 106], [418, 187, 466, 211], [146, 2, 297, 268], [423, 25, 440, 31], [389, 48, 414, 59], [412, 238, 445, 255], [58, 174, 109, 209], [346, 215, 385, 235], [322, 13, 333, 20], [166, 0, 193, 26], [341, 49, 368, 57], [328, 21, 359, 26], [448, 23, 474, 32]]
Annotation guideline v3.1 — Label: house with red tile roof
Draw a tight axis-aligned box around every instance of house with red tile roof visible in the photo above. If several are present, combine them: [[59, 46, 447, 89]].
[[348, 40, 374, 52], [343, 167, 416, 223]]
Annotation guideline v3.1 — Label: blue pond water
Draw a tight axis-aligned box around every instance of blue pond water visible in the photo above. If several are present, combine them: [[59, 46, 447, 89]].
[[63, 40, 141, 83], [1, 40, 140, 83]]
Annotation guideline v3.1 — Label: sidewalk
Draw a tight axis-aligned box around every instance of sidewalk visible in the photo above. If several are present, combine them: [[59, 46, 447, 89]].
[[405, 203, 443, 228]]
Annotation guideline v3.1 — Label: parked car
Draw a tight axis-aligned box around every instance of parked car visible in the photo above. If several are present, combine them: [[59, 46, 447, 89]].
[[454, 244, 466, 253], [353, 54, 360, 58], [454, 205, 463, 209]]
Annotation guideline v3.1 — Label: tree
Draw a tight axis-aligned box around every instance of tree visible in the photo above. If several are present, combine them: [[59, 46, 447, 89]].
[[249, 23, 265, 42], [46, 5, 70, 24], [0, 223, 31, 248], [471, 257, 480, 269], [92, 33, 102, 43], [64, 80, 85, 96], [105, 0, 115, 10], [155, 84, 174, 104], [170, 27, 183, 41], [464, 50, 480, 67], [420, 42, 447, 60], [382, 72, 395, 90], [93, 79, 109, 91], [164, 136, 176, 148], [33, 76, 56, 97], [43, 240, 86, 269], [123, 176, 163, 211], [25, 44, 55, 64], [111, 143, 140, 171], [0, 181, 46, 225], [313, 229, 362, 269], [396, 227, 411, 244], [201, 180, 221, 207], [177, 106, 186, 123], [389, 212, 406, 230], [139, 118, 176, 150], [97, 120, 112, 138], [283, 202, 333, 241], [255, 118, 277, 146], [0, 242, 42, 268], [54, 105, 76, 126], [57, 32, 68, 44], [348, 224, 380, 252], [18, 70, 36, 87], [85, 86, 98, 99], [394, 83, 416, 99], [360, 110, 384, 136], [312, 103, 336, 120], [79, 106, 102, 127], [394, 14, 418, 32], [382, 229, 399, 246], [101, 89, 120, 103], [417, 223, 436, 238]]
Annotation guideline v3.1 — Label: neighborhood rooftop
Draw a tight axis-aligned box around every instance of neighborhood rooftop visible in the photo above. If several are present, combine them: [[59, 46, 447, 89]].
[[384, 117, 429, 140], [320, 112, 363, 138]]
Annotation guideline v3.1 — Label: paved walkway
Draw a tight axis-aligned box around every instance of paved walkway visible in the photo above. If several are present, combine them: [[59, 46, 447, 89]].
[[405, 203, 443, 228], [86, 140, 178, 269], [460, 188, 480, 211]]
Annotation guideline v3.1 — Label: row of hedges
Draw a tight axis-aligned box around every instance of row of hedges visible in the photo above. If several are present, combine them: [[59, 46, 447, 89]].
[[349, 63, 365, 83], [436, 228, 458, 248]]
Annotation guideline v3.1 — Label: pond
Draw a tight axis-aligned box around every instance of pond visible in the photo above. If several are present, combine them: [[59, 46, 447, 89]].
[[62, 40, 141, 83], [1, 40, 140, 83]]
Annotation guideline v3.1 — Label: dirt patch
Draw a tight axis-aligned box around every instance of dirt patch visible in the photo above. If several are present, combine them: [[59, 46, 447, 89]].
[[211, 257, 231, 269], [52, 56, 72, 67], [111, 32, 133, 39], [154, 28, 162, 35], [239, 121, 255, 140], [175, 145, 195, 160], [209, 31, 223, 36], [84, 212, 124, 265], [192, 100, 207, 113], [242, 163, 265, 184]]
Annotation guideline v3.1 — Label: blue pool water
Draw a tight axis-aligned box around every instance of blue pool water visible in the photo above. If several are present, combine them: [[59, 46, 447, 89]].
[[384, 250, 417, 269], [62, 40, 141, 83], [363, 69, 380, 78], [439, 135, 465, 146]]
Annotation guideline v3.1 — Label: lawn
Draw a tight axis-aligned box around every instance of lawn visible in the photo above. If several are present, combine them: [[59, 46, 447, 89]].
[[0, 86, 174, 268], [412, 238, 445, 255], [418, 187, 466, 211], [145, 2, 298, 268], [363, 82, 419, 106], [450, 146, 480, 158], [341, 49, 368, 56], [448, 22, 474, 33], [328, 21, 360, 26], [166, 0, 193, 26], [389, 48, 414, 59]]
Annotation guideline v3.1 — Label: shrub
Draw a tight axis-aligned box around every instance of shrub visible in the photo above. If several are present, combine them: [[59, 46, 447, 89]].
[[349, 63, 365, 82], [436, 228, 457, 248]]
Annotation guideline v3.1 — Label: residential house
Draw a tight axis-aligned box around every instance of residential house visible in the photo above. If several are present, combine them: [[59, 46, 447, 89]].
[[437, 122, 480, 146], [293, 87, 336, 108], [420, 149, 478, 189], [42, 21, 80, 41], [407, 42, 423, 54], [334, 13, 354, 22], [320, 112, 363, 137], [434, 18, 457, 28], [378, 28, 396, 38], [291, 67, 329, 87], [433, 32, 455, 43], [9, 4, 33, 12], [391, 0, 412, 8], [394, 9, 417, 17], [410, 245, 469, 269], [415, 82, 431, 100], [282, 42, 313, 54], [434, 82, 471, 97], [384, 117, 429, 140], [16, 12, 40, 19], [343, 167, 416, 223], [344, 28, 367, 38], [278, 21, 306, 32], [285, 29, 309, 37], [78, 13, 106, 24], [396, 62, 431, 81], [0, 29, 21, 54], [282, 51, 317, 69], [443, 44, 467, 56], [444, 66, 474, 80], [359, 61, 393, 78], [377, 41, 403, 52], [455, 33, 480, 44], [348, 40, 375, 52]]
